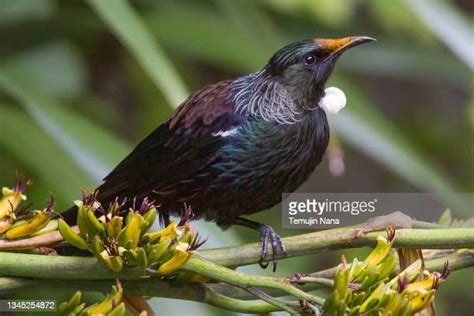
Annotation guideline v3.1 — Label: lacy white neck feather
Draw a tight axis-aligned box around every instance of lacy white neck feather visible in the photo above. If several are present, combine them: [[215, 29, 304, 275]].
[[231, 71, 303, 124]]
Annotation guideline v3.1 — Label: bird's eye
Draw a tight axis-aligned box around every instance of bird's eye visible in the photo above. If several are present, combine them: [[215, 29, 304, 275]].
[[304, 54, 316, 66]]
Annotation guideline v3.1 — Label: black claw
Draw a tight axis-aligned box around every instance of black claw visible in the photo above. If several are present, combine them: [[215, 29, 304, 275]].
[[258, 225, 287, 272], [234, 218, 287, 272], [259, 260, 269, 269]]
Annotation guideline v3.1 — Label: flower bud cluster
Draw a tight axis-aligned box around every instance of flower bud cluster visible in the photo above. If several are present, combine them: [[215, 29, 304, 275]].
[[58, 193, 206, 277], [323, 227, 450, 315]]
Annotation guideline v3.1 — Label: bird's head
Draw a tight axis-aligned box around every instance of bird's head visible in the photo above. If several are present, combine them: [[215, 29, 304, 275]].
[[264, 36, 375, 107]]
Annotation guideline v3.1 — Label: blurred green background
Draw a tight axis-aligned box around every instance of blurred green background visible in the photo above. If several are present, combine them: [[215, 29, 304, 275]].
[[0, 0, 472, 315]]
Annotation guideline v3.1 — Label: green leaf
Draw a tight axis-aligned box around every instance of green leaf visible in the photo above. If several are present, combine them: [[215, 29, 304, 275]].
[[3, 42, 88, 98], [145, 5, 268, 72], [0, 0, 55, 25], [0, 69, 128, 181], [0, 105, 94, 204], [87, 0, 189, 107], [402, 0, 474, 70]]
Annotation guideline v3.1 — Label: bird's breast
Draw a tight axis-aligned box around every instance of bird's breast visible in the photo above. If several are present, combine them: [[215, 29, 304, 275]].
[[203, 108, 329, 223]]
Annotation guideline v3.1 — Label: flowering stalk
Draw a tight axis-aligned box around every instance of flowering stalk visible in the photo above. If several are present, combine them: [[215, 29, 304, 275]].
[[58, 192, 205, 276], [0, 176, 31, 234], [322, 228, 452, 315], [4, 196, 54, 240]]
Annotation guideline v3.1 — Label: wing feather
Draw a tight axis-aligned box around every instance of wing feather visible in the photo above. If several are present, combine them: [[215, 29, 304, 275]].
[[97, 79, 244, 206]]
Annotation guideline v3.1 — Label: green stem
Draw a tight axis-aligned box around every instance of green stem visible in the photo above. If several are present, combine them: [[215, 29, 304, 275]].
[[201, 228, 474, 267], [245, 287, 299, 315], [183, 256, 326, 306], [204, 288, 282, 313], [0, 252, 142, 280], [0, 228, 472, 280], [0, 277, 36, 293], [423, 250, 474, 273]]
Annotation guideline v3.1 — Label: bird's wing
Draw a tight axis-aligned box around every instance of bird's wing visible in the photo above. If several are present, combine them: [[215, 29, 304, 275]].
[[97, 79, 244, 203]]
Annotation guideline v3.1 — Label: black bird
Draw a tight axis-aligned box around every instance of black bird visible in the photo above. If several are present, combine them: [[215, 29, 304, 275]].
[[63, 36, 374, 270]]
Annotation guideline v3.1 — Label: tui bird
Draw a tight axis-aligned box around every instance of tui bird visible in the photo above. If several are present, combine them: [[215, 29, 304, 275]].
[[63, 36, 375, 270]]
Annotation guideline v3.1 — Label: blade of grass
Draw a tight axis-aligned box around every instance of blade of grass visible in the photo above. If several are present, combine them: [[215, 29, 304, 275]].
[[0, 105, 95, 203], [402, 0, 474, 70], [87, 0, 188, 107], [0, 69, 124, 181], [0, 0, 55, 25], [3, 41, 88, 98]]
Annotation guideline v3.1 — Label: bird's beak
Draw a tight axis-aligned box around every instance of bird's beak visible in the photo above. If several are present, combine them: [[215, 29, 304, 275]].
[[314, 36, 375, 60]]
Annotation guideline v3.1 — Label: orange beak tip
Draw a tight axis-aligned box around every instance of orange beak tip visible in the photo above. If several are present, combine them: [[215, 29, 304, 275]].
[[314, 36, 376, 54]]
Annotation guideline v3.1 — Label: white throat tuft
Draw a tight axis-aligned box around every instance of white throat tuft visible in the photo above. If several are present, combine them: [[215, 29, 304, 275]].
[[319, 87, 346, 114]]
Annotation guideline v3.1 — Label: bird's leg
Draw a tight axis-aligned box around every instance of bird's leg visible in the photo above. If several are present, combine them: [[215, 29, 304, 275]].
[[234, 217, 287, 272]]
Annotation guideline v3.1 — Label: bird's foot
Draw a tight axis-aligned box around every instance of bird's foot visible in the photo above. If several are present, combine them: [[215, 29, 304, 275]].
[[233, 217, 288, 272], [259, 224, 287, 272]]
